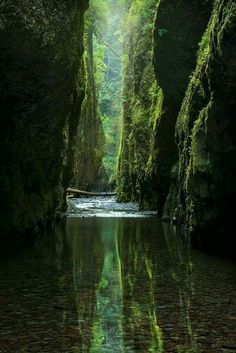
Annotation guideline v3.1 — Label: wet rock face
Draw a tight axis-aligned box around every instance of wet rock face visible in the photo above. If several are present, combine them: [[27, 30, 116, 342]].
[[73, 25, 105, 191], [151, 0, 214, 213], [0, 0, 88, 241], [117, 0, 235, 255], [165, 0, 236, 256], [154, 0, 213, 105], [117, 0, 161, 208]]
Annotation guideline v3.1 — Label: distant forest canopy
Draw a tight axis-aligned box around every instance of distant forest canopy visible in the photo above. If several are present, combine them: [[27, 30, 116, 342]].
[[86, 0, 125, 182], [84, 0, 158, 184]]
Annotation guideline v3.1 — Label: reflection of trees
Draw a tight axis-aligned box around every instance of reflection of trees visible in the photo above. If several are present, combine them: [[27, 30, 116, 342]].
[[162, 223, 198, 353], [90, 218, 124, 353], [118, 219, 163, 353], [65, 218, 104, 352], [53, 217, 198, 353]]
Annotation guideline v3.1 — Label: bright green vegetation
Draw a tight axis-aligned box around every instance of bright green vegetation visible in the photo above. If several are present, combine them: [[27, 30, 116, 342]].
[[90, 224, 124, 352], [116, 0, 235, 255], [72, 0, 125, 190], [72, 1, 105, 191], [117, 0, 213, 209], [67, 217, 165, 352], [93, 0, 125, 187], [0, 0, 235, 256], [95, 0, 124, 182], [117, 0, 161, 207]]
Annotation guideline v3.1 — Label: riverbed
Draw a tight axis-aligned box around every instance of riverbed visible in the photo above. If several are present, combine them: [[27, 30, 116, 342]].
[[0, 197, 235, 352]]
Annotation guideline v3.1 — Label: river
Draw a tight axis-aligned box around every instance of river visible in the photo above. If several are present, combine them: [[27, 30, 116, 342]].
[[0, 197, 235, 353]]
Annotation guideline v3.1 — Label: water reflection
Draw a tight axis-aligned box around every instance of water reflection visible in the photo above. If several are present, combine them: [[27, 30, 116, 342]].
[[64, 218, 164, 353], [162, 223, 197, 353], [118, 219, 163, 353], [65, 219, 104, 352], [90, 220, 124, 353], [0, 217, 235, 353]]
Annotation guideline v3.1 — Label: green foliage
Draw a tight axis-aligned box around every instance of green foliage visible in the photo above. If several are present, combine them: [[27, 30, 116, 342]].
[[73, 0, 125, 190], [117, 0, 161, 206], [93, 42, 107, 89], [91, 0, 125, 185], [102, 114, 121, 177], [120, 0, 156, 52], [86, 0, 109, 31], [170, 0, 236, 250]]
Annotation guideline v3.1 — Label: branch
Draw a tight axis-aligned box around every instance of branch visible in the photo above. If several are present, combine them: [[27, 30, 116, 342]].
[[96, 31, 122, 61]]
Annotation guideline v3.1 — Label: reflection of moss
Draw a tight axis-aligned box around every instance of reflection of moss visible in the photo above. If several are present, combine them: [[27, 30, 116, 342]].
[[162, 223, 198, 353], [66, 218, 104, 352], [90, 223, 124, 352], [118, 220, 163, 353], [91, 319, 105, 353], [99, 277, 109, 290], [149, 310, 163, 353]]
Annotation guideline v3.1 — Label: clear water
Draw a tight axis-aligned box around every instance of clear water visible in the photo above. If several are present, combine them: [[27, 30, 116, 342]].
[[0, 198, 235, 353]]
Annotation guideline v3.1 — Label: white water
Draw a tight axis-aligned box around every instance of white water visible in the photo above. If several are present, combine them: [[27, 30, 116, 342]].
[[67, 196, 158, 218]]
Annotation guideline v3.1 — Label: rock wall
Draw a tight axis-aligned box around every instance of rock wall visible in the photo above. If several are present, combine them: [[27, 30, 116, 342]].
[[117, 0, 235, 255], [117, 0, 213, 211], [0, 0, 88, 243], [117, 0, 161, 207], [151, 0, 214, 213], [73, 24, 104, 191], [164, 0, 236, 255]]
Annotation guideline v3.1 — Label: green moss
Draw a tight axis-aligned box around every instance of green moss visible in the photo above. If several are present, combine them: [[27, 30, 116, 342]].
[[150, 0, 214, 214], [0, 1, 88, 241], [72, 22, 105, 191], [166, 0, 236, 253], [191, 101, 213, 175], [117, 0, 161, 206]]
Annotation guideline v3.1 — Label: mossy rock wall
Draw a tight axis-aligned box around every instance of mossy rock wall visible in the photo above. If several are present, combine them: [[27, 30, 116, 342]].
[[0, 0, 88, 242], [117, 0, 161, 208], [151, 0, 214, 213], [118, 0, 213, 212], [164, 0, 236, 255], [117, 0, 235, 255], [73, 25, 104, 191]]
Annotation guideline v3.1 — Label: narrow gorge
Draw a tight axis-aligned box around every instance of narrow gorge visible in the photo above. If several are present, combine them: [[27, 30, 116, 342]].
[[0, 0, 235, 352], [117, 0, 236, 257]]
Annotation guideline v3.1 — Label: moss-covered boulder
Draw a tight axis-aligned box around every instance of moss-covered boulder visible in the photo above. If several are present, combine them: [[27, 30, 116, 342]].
[[0, 0, 88, 243]]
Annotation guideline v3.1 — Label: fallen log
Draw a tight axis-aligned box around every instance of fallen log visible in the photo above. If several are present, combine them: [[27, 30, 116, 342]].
[[67, 188, 117, 198]]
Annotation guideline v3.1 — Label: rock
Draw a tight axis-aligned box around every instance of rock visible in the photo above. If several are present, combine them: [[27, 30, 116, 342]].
[[0, 0, 89, 243], [222, 343, 236, 350], [161, 216, 171, 222]]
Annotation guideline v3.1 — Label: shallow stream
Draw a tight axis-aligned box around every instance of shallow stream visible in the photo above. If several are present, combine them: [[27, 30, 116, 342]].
[[0, 197, 235, 353]]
